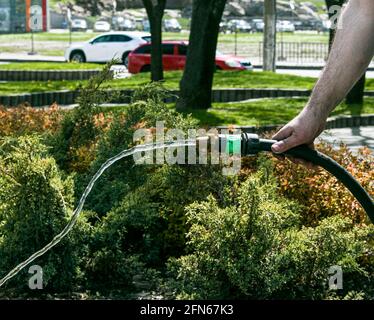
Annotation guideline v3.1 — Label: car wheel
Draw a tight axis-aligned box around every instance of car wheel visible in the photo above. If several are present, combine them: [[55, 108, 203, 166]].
[[122, 52, 130, 67], [140, 65, 151, 73], [70, 51, 86, 63]]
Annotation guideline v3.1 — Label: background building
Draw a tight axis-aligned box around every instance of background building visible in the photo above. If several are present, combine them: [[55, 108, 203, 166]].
[[0, 0, 49, 33]]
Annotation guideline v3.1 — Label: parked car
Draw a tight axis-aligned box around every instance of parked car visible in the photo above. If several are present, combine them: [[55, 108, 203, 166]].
[[94, 20, 111, 32], [276, 20, 295, 32], [219, 21, 229, 33], [164, 19, 182, 32], [64, 32, 151, 64], [142, 19, 150, 32], [228, 19, 252, 33], [71, 19, 87, 32], [251, 19, 264, 32], [118, 18, 136, 31], [127, 41, 253, 74]]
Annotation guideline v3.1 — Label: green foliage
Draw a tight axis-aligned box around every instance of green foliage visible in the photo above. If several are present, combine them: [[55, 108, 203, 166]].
[[1, 66, 373, 299], [167, 159, 373, 299], [76, 82, 198, 215], [48, 62, 117, 172], [274, 142, 373, 225], [0, 135, 91, 292], [84, 160, 232, 292]]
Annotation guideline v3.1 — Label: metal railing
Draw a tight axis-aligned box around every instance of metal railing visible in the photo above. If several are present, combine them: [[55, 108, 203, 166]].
[[217, 41, 331, 65]]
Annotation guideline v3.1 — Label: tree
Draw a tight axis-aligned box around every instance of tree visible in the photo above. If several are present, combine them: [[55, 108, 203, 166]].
[[75, 0, 102, 16], [142, 0, 167, 81], [263, 0, 277, 72], [176, 0, 227, 110], [326, 0, 365, 106]]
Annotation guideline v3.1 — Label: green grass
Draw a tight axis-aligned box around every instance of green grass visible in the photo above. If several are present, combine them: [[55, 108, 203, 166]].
[[180, 98, 374, 126], [38, 49, 66, 56], [0, 32, 101, 42], [0, 71, 373, 94], [0, 62, 103, 71], [100, 97, 374, 127]]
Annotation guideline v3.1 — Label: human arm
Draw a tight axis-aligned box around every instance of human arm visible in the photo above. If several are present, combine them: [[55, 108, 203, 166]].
[[271, 0, 374, 154]]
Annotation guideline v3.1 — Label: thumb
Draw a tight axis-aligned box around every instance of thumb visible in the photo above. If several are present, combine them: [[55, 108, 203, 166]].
[[271, 133, 300, 154]]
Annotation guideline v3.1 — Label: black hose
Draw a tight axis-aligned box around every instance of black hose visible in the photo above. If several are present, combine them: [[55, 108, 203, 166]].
[[240, 133, 374, 224]]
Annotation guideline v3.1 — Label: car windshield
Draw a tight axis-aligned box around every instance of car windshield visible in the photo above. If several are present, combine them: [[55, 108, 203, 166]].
[[142, 36, 151, 42]]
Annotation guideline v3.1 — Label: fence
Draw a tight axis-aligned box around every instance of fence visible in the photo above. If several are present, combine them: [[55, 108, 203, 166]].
[[269, 42, 329, 64], [218, 41, 330, 65]]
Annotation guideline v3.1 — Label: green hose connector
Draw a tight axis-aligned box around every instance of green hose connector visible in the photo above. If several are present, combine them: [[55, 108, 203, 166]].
[[225, 135, 242, 155]]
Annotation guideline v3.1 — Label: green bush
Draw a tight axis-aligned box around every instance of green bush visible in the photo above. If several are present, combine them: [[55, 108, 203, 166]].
[[167, 159, 373, 299], [75, 82, 198, 216], [85, 163, 232, 291], [0, 135, 91, 292], [48, 62, 116, 173]]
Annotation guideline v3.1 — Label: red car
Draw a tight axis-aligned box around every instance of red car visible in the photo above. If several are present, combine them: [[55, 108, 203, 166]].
[[127, 41, 253, 74]]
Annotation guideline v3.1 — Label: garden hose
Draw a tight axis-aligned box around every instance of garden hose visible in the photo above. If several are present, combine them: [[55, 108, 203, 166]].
[[219, 133, 374, 224]]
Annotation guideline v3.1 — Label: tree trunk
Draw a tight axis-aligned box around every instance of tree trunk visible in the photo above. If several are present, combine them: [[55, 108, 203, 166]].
[[176, 0, 227, 110], [143, 0, 167, 82], [263, 0, 277, 72], [326, 0, 366, 106]]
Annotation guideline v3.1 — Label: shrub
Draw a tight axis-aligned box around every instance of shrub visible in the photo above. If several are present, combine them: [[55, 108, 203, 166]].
[[0, 135, 91, 292], [273, 142, 373, 225], [0, 103, 62, 136], [167, 159, 373, 299], [80, 82, 232, 287], [48, 62, 116, 173], [75, 82, 198, 216]]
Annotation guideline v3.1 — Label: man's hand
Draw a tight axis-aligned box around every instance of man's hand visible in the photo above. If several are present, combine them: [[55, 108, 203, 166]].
[[271, 107, 326, 154]]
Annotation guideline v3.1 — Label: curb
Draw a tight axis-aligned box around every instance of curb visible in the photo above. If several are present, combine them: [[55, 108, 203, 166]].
[[1, 88, 373, 108], [0, 69, 103, 81], [0, 88, 313, 107]]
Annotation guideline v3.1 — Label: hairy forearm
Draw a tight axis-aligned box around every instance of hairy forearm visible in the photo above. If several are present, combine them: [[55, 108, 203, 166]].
[[306, 0, 374, 119]]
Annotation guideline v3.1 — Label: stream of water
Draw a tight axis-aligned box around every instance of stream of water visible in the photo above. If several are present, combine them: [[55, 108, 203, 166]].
[[0, 140, 196, 288]]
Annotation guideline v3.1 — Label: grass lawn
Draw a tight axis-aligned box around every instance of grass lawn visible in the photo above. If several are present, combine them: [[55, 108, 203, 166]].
[[0, 32, 101, 43], [100, 97, 374, 127], [0, 71, 373, 95], [183, 98, 374, 126], [0, 62, 103, 71]]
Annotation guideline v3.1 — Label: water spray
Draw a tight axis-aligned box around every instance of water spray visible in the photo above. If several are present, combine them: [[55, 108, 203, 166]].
[[0, 134, 373, 287]]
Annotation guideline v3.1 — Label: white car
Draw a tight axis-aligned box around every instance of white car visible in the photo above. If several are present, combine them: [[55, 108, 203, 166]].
[[276, 20, 295, 33], [94, 21, 111, 32], [64, 32, 151, 64], [164, 19, 182, 32], [71, 19, 87, 32]]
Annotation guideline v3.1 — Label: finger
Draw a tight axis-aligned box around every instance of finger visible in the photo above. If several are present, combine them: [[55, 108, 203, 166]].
[[272, 125, 293, 141], [271, 133, 301, 154]]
